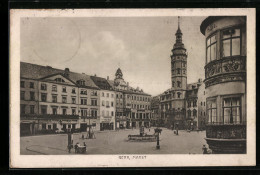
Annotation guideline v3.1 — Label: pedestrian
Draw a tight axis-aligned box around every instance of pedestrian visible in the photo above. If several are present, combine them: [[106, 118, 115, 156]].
[[82, 134, 84, 139], [83, 142, 86, 147]]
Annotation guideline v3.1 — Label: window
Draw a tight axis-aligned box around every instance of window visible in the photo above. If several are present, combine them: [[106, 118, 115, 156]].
[[137, 97, 139, 101], [41, 93, 47, 102], [91, 110, 97, 117], [48, 125, 51, 129], [107, 93, 109, 97], [81, 109, 87, 116], [20, 104, 26, 114], [41, 106, 47, 114], [62, 96, 67, 103], [102, 92, 105, 97], [111, 102, 114, 107], [72, 88, 76, 94], [206, 34, 217, 63], [134, 96, 136, 100], [193, 100, 197, 107], [221, 28, 241, 57], [52, 108, 57, 115], [111, 94, 114, 98], [42, 124, 46, 130], [106, 111, 109, 116], [30, 92, 35, 101], [183, 62, 186, 67], [177, 68, 181, 74], [41, 83, 47, 90], [120, 95, 122, 98], [177, 81, 181, 88], [116, 94, 118, 98], [177, 92, 181, 98], [21, 91, 25, 100], [52, 95, 57, 103], [52, 85, 57, 92], [21, 81, 25, 88], [193, 109, 197, 117], [62, 108, 67, 115], [62, 87, 66, 93], [55, 78, 65, 82], [172, 81, 175, 87], [188, 101, 191, 107], [91, 90, 97, 96], [30, 82, 34, 88], [201, 102, 203, 106], [91, 99, 97, 106], [111, 111, 114, 116], [72, 97, 76, 104], [106, 101, 109, 107], [204, 102, 205, 106], [81, 98, 87, 105], [81, 89, 87, 95], [72, 108, 76, 115], [207, 99, 217, 123], [223, 97, 241, 124]]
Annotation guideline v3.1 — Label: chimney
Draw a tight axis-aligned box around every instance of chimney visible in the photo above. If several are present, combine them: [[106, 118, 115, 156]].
[[64, 68, 70, 77], [94, 74, 97, 77], [107, 76, 109, 80], [136, 86, 139, 91]]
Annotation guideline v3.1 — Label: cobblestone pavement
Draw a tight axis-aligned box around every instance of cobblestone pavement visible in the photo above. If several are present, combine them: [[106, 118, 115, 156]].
[[21, 128, 207, 155]]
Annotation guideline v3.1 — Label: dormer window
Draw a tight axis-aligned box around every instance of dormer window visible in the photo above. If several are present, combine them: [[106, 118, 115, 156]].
[[77, 80, 85, 86], [55, 78, 65, 83]]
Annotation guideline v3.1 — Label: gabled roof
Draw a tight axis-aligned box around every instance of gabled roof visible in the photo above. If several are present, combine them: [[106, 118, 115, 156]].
[[90, 76, 113, 90], [20, 62, 99, 89]]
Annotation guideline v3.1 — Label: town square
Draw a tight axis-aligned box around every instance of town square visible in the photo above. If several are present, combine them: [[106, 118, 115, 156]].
[[19, 15, 247, 155]]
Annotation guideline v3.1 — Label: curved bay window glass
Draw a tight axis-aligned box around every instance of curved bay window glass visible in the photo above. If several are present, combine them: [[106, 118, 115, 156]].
[[221, 28, 241, 57], [207, 99, 217, 123], [223, 97, 241, 124], [206, 34, 217, 63]]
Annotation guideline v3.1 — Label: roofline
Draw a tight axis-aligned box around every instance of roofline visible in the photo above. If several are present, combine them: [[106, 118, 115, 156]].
[[200, 16, 225, 35]]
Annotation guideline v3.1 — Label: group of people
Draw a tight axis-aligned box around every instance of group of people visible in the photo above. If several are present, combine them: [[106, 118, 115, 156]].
[[68, 142, 87, 154]]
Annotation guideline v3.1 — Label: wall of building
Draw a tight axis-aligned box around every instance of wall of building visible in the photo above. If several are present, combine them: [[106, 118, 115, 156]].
[[100, 90, 116, 130]]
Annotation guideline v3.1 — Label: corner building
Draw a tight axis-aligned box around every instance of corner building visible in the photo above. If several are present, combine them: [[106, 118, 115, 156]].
[[200, 16, 246, 153]]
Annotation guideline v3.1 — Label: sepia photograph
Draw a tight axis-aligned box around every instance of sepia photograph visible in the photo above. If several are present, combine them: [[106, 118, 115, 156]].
[[10, 9, 256, 167]]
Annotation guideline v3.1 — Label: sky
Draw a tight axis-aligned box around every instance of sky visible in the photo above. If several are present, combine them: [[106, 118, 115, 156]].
[[21, 16, 206, 96]]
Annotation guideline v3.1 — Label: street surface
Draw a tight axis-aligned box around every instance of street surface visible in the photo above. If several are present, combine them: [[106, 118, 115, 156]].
[[21, 127, 207, 155]]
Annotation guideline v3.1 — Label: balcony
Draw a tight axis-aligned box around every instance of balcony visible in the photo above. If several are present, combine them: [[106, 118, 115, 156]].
[[204, 56, 246, 88]]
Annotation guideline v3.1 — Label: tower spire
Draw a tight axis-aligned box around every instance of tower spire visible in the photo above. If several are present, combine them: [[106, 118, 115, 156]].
[[178, 16, 180, 30]]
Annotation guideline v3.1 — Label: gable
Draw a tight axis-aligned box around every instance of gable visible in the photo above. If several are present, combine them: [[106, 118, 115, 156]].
[[41, 74, 76, 86]]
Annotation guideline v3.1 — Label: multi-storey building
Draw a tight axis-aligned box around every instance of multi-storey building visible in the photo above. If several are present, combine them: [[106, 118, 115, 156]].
[[91, 76, 116, 130], [108, 68, 152, 129], [150, 95, 160, 127], [20, 62, 100, 135], [186, 79, 206, 130], [200, 16, 246, 153]]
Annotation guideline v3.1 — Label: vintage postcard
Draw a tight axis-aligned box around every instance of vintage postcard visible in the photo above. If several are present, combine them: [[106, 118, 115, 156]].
[[9, 8, 256, 168]]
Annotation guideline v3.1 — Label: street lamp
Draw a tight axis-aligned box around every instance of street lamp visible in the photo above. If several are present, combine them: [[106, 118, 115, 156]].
[[154, 128, 162, 149]]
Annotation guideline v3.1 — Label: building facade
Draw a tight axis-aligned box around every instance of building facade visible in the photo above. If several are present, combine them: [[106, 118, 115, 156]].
[[91, 76, 116, 131], [108, 68, 152, 129], [200, 16, 246, 153], [20, 62, 101, 135]]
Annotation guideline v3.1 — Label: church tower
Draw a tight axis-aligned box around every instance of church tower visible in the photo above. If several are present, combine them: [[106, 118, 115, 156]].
[[169, 16, 188, 129], [171, 16, 187, 95]]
